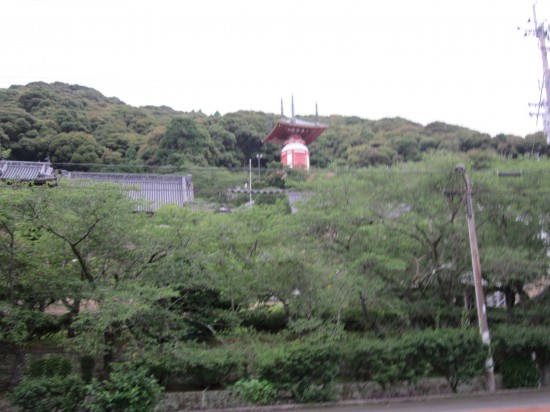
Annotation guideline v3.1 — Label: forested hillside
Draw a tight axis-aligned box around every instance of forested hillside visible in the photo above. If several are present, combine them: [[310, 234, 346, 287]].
[[0, 82, 547, 170]]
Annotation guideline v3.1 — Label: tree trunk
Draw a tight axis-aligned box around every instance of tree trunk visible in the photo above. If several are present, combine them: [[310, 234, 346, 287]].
[[102, 325, 118, 380], [503, 285, 515, 310], [66, 298, 81, 338]]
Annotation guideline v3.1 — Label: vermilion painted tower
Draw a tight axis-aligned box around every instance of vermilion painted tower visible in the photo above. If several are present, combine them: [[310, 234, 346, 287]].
[[264, 97, 327, 170]]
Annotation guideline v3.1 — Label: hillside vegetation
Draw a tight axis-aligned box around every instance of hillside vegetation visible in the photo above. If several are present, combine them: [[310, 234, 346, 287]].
[[2, 155, 550, 407], [2, 82, 550, 410], [0, 82, 546, 170]]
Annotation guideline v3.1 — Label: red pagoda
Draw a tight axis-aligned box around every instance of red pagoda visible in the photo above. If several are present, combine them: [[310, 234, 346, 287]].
[[264, 97, 328, 170]]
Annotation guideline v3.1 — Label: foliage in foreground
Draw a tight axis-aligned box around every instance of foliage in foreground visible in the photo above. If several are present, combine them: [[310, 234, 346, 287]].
[[86, 366, 163, 412], [10, 355, 86, 412], [255, 340, 339, 403], [342, 328, 485, 392], [231, 378, 278, 405]]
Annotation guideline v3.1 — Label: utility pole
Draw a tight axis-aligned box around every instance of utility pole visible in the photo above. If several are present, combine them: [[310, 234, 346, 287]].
[[455, 164, 496, 392], [527, 4, 550, 144], [256, 153, 263, 181], [249, 158, 252, 205]]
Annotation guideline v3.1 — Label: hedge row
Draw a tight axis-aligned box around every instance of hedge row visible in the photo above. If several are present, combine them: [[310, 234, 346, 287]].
[[340, 328, 486, 392], [11, 326, 550, 408], [127, 326, 550, 401]]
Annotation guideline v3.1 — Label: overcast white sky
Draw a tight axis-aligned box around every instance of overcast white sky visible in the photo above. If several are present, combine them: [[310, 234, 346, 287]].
[[1, 0, 548, 136]]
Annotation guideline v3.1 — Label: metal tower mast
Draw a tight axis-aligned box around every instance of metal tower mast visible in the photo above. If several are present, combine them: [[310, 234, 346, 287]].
[[528, 4, 550, 144]]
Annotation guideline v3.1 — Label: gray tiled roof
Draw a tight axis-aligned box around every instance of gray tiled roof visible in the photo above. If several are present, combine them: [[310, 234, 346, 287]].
[[0, 160, 56, 182], [65, 172, 194, 211]]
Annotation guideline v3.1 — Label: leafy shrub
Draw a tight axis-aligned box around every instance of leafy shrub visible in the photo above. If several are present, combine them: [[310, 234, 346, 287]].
[[290, 377, 337, 403], [137, 345, 245, 390], [343, 338, 409, 388], [343, 329, 485, 392], [10, 355, 86, 411], [407, 300, 467, 329], [468, 149, 496, 170], [500, 357, 539, 389], [493, 325, 550, 384], [86, 366, 163, 412], [240, 305, 287, 333], [231, 378, 278, 405], [10, 376, 86, 412], [493, 325, 550, 362], [80, 355, 96, 383], [255, 340, 339, 402], [403, 328, 485, 392], [342, 306, 409, 333], [254, 194, 291, 211], [0, 308, 61, 342], [26, 354, 72, 378], [286, 318, 325, 337]]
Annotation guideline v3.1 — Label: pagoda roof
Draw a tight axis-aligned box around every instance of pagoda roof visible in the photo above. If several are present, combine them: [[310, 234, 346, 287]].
[[264, 117, 328, 145]]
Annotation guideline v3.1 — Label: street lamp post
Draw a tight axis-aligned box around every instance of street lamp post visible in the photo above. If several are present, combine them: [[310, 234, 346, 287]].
[[256, 153, 263, 181], [455, 163, 496, 392], [249, 158, 252, 205]]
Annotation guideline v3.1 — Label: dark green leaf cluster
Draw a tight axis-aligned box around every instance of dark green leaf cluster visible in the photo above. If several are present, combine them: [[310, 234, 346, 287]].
[[342, 329, 485, 392], [135, 345, 245, 390], [10, 355, 86, 412], [255, 340, 340, 402], [86, 366, 163, 412], [231, 378, 278, 405]]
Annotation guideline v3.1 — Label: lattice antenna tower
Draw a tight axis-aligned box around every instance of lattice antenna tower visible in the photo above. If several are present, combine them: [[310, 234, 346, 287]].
[[527, 4, 550, 144]]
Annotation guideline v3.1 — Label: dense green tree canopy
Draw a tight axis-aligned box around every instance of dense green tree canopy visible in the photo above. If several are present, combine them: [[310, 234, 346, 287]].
[[1, 82, 547, 171]]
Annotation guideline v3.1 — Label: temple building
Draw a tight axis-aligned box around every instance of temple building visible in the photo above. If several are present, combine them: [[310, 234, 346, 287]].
[[65, 171, 194, 212], [264, 98, 328, 170], [0, 160, 57, 184], [0, 160, 194, 212]]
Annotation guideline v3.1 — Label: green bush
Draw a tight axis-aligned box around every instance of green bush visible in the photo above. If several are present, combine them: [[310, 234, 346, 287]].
[[500, 357, 539, 389], [255, 340, 339, 402], [26, 354, 73, 378], [240, 306, 287, 333], [80, 355, 95, 383], [231, 378, 278, 405], [10, 355, 86, 411], [10, 375, 86, 412], [493, 325, 550, 384], [407, 300, 467, 330], [342, 329, 485, 392], [342, 306, 409, 333], [138, 345, 245, 390], [86, 366, 163, 412], [403, 329, 485, 392], [0, 308, 61, 342], [343, 338, 410, 388], [493, 325, 550, 362]]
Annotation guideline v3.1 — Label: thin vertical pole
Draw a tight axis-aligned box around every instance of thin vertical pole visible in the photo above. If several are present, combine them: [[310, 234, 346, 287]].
[[459, 165, 496, 392], [249, 158, 252, 205], [257, 154, 262, 181], [533, 4, 550, 143]]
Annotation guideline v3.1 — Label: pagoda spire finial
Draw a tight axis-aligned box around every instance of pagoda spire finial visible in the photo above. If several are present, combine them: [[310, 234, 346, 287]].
[[291, 94, 295, 118], [280, 98, 284, 117]]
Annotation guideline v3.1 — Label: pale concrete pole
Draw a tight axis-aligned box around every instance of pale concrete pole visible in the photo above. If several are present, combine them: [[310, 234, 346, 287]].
[[256, 153, 263, 181], [455, 163, 496, 392], [249, 158, 252, 205]]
